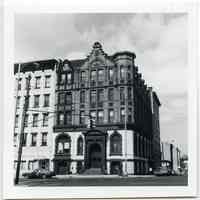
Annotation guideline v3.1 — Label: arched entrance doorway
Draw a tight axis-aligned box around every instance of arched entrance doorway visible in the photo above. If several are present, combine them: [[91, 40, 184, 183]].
[[83, 130, 107, 173], [89, 143, 102, 168]]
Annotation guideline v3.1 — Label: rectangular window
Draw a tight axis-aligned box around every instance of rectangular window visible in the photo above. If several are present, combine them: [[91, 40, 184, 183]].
[[120, 87, 125, 101], [58, 93, 65, 105], [18, 78, 22, 90], [128, 107, 132, 122], [42, 113, 48, 127], [81, 71, 86, 82], [97, 89, 104, 107], [31, 133, 37, 146], [34, 95, 40, 108], [108, 88, 114, 101], [80, 91, 85, 104], [16, 96, 20, 108], [39, 159, 49, 170], [24, 96, 30, 108], [120, 65, 126, 80], [90, 90, 96, 107], [14, 133, 18, 147], [66, 92, 72, 105], [127, 65, 131, 80], [66, 72, 72, 84], [108, 68, 114, 81], [66, 112, 72, 124], [45, 75, 51, 88], [97, 110, 104, 123], [44, 94, 50, 107], [108, 109, 114, 123], [24, 114, 29, 127], [15, 115, 19, 128], [41, 132, 48, 146], [35, 77, 41, 89], [22, 133, 27, 146], [128, 87, 132, 100], [91, 70, 96, 81], [25, 77, 30, 90], [21, 161, 26, 170], [58, 113, 64, 125], [120, 108, 125, 122], [98, 69, 104, 82], [80, 111, 85, 124], [33, 114, 39, 127], [90, 110, 96, 121]]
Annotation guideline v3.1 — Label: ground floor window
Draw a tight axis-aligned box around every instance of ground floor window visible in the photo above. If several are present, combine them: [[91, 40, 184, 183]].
[[110, 161, 122, 175], [14, 160, 26, 170], [39, 159, 49, 170], [28, 160, 38, 170], [77, 161, 83, 174]]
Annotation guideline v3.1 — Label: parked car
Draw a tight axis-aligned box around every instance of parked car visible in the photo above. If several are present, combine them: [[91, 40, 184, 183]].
[[153, 166, 172, 176], [22, 169, 55, 179]]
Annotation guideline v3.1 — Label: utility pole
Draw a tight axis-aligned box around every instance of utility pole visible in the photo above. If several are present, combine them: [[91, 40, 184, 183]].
[[15, 74, 31, 184], [124, 96, 128, 176], [13, 64, 21, 135]]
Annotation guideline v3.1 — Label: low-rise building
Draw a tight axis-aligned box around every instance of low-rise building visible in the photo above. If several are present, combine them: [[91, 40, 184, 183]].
[[160, 141, 181, 173]]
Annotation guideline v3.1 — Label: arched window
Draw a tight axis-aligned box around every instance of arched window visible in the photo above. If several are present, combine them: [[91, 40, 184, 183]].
[[77, 136, 83, 155], [56, 134, 71, 154], [110, 132, 122, 155]]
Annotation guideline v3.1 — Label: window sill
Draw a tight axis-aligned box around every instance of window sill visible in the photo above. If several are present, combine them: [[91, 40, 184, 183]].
[[110, 153, 123, 156]]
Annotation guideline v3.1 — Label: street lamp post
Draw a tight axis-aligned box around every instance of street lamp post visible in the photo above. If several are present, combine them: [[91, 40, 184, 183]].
[[124, 97, 128, 176]]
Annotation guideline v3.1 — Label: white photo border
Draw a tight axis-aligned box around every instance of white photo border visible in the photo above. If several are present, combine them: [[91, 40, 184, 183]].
[[3, 0, 198, 199]]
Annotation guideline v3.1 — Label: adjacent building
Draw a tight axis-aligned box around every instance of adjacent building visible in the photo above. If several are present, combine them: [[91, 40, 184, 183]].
[[14, 42, 161, 176], [160, 141, 181, 173], [14, 59, 58, 175]]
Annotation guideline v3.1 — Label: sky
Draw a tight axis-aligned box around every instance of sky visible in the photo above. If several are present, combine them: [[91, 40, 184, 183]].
[[15, 13, 188, 154]]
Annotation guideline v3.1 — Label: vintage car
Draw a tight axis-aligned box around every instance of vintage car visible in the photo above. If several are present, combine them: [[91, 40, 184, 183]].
[[153, 166, 172, 176], [22, 169, 55, 179]]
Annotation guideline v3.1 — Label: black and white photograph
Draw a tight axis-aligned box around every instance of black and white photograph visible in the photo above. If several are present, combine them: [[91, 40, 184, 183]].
[[2, 0, 198, 199]]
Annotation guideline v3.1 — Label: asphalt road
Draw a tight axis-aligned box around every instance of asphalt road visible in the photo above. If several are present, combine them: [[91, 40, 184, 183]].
[[16, 175, 188, 187]]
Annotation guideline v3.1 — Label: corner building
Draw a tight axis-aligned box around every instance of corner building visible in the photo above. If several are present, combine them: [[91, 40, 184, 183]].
[[53, 42, 161, 175], [14, 42, 161, 176]]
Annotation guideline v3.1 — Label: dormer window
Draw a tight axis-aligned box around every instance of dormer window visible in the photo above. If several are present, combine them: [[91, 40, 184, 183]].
[[66, 72, 72, 84], [98, 69, 104, 82], [108, 68, 114, 81], [120, 65, 125, 80], [60, 74, 66, 84], [63, 63, 69, 71], [91, 70, 96, 81]]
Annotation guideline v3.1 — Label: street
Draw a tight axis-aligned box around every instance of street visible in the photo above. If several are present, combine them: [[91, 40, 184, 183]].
[[16, 175, 188, 187]]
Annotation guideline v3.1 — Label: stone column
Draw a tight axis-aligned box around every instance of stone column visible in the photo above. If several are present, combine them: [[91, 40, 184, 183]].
[[107, 161, 110, 174]]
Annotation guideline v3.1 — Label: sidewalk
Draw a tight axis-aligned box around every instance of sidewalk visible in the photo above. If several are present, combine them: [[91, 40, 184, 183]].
[[55, 174, 155, 179]]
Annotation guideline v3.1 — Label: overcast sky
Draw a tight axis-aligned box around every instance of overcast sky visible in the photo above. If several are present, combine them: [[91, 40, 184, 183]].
[[15, 13, 188, 154]]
